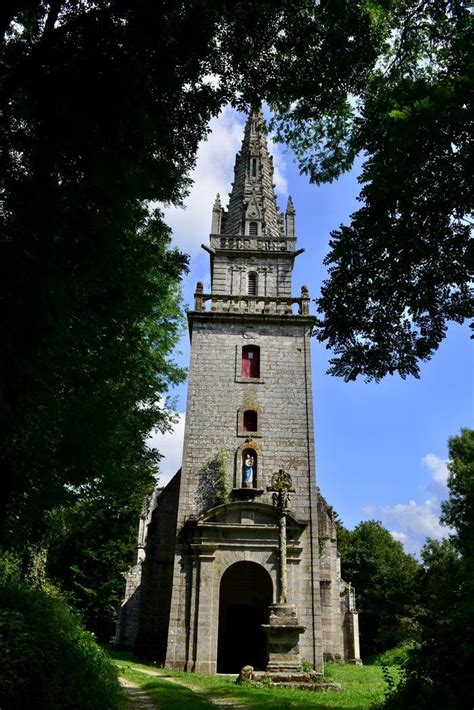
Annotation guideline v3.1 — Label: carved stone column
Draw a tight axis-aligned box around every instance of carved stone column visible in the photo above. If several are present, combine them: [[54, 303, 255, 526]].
[[264, 470, 305, 673]]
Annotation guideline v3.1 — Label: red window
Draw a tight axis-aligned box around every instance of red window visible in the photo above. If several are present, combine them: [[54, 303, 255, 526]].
[[241, 345, 260, 378], [243, 410, 258, 432]]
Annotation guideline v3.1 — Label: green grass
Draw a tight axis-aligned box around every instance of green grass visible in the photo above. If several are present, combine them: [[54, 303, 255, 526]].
[[112, 651, 392, 709], [120, 666, 215, 709]]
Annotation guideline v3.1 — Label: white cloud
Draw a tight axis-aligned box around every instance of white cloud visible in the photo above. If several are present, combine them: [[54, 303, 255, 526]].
[[383, 498, 448, 554], [148, 413, 186, 488], [163, 106, 244, 255], [267, 135, 289, 196], [423, 452, 449, 487], [377, 451, 452, 554], [362, 504, 375, 515], [162, 105, 290, 256]]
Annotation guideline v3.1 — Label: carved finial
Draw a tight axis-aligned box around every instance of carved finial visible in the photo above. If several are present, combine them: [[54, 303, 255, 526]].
[[194, 281, 204, 312], [270, 469, 293, 492], [300, 285, 310, 315], [211, 194, 223, 233], [285, 196, 296, 237]]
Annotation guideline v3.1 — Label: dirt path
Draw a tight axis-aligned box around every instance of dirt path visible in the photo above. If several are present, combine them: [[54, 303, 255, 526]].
[[119, 676, 161, 709], [129, 668, 249, 710]]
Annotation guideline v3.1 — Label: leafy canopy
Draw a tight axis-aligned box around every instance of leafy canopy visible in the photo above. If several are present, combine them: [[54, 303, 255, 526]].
[[1, 0, 471, 635], [384, 429, 474, 709], [0, 0, 409, 549], [337, 519, 420, 657], [271, 0, 473, 381]]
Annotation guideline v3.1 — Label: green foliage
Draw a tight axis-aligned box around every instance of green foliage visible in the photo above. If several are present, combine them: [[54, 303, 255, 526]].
[[380, 664, 404, 705], [1, 1, 204, 549], [197, 445, 229, 513], [338, 520, 420, 657], [0, 550, 21, 583], [46, 486, 149, 641], [368, 641, 415, 667], [1, 6, 438, 552], [307, 1, 473, 381], [382, 429, 474, 709], [441, 427, 474, 560], [0, 568, 123, 709], [2, 0, 467, 570]]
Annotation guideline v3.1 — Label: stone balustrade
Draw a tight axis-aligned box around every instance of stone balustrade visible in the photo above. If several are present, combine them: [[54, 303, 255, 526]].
[[193, 283, 310, 316]]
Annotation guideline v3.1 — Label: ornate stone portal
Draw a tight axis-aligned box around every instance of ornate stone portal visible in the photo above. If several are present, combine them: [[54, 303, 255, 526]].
[[115, 107, 361, 674]]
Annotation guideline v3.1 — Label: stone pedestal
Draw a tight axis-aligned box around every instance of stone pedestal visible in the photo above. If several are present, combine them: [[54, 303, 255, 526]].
[[261, 604, 305, 673]]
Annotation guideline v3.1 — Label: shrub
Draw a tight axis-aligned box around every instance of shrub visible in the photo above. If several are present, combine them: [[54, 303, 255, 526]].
[[368, 642, 415, 667], [0, 565, 123, 709]]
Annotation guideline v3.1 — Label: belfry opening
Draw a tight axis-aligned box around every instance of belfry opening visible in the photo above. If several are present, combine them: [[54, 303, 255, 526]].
[[217, 562, 272, 673]]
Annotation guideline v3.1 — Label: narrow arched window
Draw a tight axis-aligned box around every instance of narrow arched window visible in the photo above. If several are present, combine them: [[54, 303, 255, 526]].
[[241, 345, 260, 378], [248, 271, 258, 296], [249, 221, 258, 236], [251, 158, 257, 177], [243, 410, 258, 432]]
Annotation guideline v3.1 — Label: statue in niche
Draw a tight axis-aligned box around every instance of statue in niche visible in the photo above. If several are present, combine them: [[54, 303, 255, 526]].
[[242, 453, 255, 488]]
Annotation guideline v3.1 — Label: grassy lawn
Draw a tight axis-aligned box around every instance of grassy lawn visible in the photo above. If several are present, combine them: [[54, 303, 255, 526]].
[[120, 666, 215, 709], [113, 651, 392, 709]]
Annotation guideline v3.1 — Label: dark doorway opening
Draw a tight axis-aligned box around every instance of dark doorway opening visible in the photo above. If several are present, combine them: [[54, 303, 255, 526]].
[[217, 561, 273, 673]]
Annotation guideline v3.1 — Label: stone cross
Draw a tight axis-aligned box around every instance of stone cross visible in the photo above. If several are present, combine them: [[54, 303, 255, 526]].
[[267, 469, 294, 604]]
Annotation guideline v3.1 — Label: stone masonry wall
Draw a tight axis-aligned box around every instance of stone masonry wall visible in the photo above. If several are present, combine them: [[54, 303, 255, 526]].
[[317, 495, 345, 660], [135, 472, 181, 661], [212, 253, 294, 298], [164, 313, 324, 672]]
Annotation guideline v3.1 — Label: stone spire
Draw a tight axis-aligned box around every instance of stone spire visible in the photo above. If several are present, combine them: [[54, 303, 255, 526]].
[[221, 107, 285, 239]]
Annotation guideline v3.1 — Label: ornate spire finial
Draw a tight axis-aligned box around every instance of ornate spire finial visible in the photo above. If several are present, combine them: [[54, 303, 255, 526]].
[[222, 107, 281, 239], [211, 193, 223, 233]]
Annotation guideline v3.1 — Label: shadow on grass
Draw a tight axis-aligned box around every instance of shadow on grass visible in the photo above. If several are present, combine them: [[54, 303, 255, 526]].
[[112, 650, 387, 710], [122, 673, 215, 710]]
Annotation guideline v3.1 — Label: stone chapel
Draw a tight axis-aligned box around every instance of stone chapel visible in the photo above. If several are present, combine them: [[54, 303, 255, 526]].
[[115, 108, 360, 675]]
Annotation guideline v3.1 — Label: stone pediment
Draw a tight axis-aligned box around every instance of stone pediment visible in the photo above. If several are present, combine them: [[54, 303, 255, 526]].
[[196, 501, 306, 532]]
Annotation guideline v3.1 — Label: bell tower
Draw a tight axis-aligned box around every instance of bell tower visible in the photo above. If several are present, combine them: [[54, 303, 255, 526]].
[[208, 108, 299, 304], [128, 108, 361, 675]]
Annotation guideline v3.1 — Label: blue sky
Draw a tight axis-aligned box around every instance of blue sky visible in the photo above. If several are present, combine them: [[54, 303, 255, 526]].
[[150, 106, 473, 555]]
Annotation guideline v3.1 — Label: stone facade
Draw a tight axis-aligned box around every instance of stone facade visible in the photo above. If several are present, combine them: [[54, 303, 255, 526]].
[[115, 108, 360, 673]]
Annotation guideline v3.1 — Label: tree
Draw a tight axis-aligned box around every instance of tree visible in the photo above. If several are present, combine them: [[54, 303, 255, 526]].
[[271, 0, 473, 381], [337, 520, 420, 657], [1, 0, 470, 594], [1, 0, 405, 553], [46, 478, 150, 642], [441, 427, 474, 561], [384, 429, 473, 709]]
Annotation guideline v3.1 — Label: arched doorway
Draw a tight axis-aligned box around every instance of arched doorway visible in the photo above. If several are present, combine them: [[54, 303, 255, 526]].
[[217, 561, 273, 673]]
